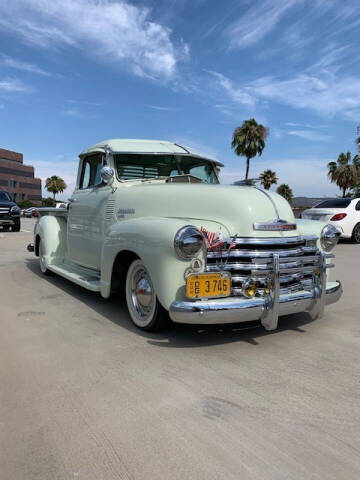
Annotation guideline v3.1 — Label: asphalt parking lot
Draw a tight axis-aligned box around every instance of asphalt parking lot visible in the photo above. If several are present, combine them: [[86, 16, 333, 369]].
[[1, 218, 360, 480]]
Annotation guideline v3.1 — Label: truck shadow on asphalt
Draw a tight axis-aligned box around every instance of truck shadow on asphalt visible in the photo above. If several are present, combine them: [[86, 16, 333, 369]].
[[26, 258, 316, 348]]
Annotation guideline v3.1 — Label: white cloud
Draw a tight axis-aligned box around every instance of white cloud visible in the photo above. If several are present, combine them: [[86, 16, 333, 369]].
[[148, 105, 177, 111], [209, 71, 256, 108], [0, 77, 29, 93], [1, 55, 50, 76], [249, 73, 360, 119], [0, 0, 188, 80], [225, 0, 300, 49], [286, 130, 331, 142], [220, 158, 339, 197], [285, 122, 327, 129], [63, 109, 84, 118], [209, 68, 360, 120]]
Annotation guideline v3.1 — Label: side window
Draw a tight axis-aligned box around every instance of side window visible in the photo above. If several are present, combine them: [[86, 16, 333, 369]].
[[79, 154, 103, 189], [355, 201, 360, 211], [81, 161, 91, 189]]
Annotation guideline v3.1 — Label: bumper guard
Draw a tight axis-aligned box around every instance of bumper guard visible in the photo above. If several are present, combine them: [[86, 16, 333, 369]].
[[169, 252, 342, 330]]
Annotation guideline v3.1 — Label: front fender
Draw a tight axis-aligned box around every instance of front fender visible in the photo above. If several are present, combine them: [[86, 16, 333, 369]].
[[101, 217, 210, 309], [296, 218, 326, 248], [296, 218, 335, 281]]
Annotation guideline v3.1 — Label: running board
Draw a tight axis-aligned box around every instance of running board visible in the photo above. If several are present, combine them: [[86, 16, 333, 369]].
[[48, 263, 101, 292]]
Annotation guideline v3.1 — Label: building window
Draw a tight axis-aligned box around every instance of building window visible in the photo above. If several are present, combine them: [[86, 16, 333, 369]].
[[10, 192, 17, 201], [9, 180, 16, 188], [18, 193, 25, 201]]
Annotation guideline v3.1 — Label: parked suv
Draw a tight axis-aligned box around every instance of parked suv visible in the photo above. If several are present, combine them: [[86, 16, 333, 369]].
[[302, 198, 360, 243], [0, 190, 21, 231]]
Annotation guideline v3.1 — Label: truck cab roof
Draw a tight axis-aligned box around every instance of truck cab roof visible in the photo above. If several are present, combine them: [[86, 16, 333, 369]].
[[80, 139, 224, 167]]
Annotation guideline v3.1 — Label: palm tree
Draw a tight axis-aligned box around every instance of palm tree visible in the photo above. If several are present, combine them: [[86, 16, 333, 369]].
[[277, 184, 293, 204], [259, 169, 278, 190], [231, 118, 269, 180], [327, 151, 360, 197], [45, 175, 67, 200]]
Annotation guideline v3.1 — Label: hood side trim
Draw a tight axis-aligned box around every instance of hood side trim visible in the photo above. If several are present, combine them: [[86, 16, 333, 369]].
[[254, 186, 280, 221]]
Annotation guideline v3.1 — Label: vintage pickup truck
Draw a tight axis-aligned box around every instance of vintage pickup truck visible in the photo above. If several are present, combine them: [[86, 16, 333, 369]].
[[28, 139, 342, 331]]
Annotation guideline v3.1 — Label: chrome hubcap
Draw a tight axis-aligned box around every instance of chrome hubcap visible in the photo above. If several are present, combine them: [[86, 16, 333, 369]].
[[130, 268, 154, 319]]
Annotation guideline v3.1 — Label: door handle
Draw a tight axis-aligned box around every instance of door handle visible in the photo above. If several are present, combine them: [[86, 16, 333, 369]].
[[68, 198, 78, 203]]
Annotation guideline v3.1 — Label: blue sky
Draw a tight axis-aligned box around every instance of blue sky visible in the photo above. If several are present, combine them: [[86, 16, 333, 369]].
[[0, 0, 359, 198]]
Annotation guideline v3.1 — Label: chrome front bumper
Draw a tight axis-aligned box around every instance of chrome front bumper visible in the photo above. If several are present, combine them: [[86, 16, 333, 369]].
[[0, 219, 15, 225], [169, 252, 342, 330]]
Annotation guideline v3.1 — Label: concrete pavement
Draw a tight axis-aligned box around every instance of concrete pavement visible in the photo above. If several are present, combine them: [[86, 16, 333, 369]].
[[0, 218, 359, 479]]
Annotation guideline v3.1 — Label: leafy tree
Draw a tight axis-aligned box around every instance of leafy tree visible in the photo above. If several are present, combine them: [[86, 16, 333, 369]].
[[356, 135, 360, 153], [277, 184, 293, 204], [231, 118, 269, 180], [259, 169, 278, 190], [45, 175, 67, 200], [327, 151, 360, 197], [42, 197, 55, 207], [17, 200, 35, 209]]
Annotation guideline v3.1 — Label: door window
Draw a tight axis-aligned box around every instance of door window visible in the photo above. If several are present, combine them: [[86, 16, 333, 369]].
[[79, 154, 103, 189]]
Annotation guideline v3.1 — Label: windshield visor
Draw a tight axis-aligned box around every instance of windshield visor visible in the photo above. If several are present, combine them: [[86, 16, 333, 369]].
[[114, 154, 219, 184]]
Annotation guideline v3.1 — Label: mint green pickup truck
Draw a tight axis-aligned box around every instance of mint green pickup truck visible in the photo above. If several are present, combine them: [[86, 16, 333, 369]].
[[28, 139, 342, 331]]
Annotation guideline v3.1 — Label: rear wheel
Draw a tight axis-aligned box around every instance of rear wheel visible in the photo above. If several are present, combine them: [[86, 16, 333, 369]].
[[125, 259, 167, 331], [352, 223, 360, 243]]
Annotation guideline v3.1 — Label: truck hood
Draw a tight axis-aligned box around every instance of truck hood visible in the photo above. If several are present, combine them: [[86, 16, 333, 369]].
[[119, 183, 297, 237]]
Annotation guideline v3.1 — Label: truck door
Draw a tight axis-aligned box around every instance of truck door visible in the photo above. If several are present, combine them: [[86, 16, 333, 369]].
[[68, 153, 111, 270]]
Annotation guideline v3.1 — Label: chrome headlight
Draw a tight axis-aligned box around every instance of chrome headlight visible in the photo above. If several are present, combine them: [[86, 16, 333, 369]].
[[174, 225, 204, 259], [320, 224, 340, 252]]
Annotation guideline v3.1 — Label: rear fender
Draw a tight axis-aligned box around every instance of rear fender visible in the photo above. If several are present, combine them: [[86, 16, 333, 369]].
[[35, 215, 68, 266]]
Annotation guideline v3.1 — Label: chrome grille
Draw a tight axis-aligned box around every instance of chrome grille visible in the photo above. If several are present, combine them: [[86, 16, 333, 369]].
[[205, 236, 323, 297], [0, 207, 10, 217]]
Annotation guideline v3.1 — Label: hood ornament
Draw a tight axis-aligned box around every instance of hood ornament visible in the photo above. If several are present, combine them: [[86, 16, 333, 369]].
[[253, 219, 297, 231]]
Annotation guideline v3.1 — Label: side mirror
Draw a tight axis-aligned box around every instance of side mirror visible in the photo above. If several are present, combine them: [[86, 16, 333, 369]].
[[100, 166, 114, 185]]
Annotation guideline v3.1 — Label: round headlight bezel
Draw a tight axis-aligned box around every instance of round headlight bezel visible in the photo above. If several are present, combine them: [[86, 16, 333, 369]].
[[320, 224, 340, 252], [174, 225, 204, 260]]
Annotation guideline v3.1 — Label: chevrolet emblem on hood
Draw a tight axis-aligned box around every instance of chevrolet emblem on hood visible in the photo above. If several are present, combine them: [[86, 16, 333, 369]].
[[253, 219, 297, 231]]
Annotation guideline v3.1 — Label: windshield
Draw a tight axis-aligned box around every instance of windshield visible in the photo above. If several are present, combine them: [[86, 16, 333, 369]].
[[114, 154, 219, 184], [315, 199, 352, 208], [0, 191, 10, 202]]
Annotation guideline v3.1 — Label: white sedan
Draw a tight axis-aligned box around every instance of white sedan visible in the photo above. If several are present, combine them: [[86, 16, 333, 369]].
[[302, 198, 360, 243]]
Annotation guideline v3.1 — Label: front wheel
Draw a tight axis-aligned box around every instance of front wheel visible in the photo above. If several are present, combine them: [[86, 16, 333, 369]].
[[352, 223, 360, 243], [125, 259, 167, 331], [12, 220, 21, 232]]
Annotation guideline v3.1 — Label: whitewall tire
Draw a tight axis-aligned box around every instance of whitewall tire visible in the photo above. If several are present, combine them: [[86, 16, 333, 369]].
[[125, 259, 167, 331], [39, 240, 51, 275]]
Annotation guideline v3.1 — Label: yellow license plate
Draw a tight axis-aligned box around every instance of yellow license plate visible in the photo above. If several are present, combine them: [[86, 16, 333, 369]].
[[186, 273, 231, 299]]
